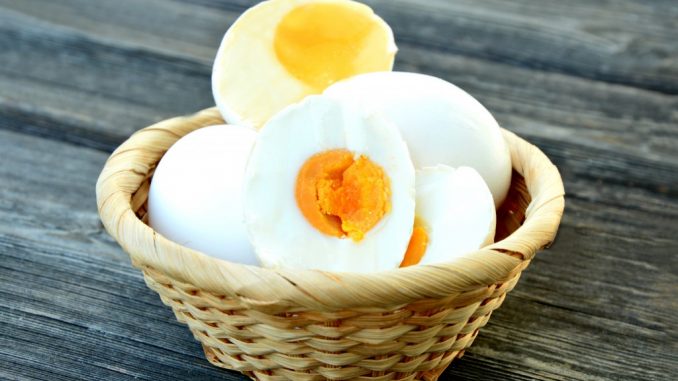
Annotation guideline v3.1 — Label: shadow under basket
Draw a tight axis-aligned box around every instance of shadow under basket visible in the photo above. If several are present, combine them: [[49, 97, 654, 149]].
[[96, 107, 565, 381]]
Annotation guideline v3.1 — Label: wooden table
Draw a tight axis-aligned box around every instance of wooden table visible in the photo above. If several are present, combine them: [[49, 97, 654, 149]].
[[1, 1, 676, 380]]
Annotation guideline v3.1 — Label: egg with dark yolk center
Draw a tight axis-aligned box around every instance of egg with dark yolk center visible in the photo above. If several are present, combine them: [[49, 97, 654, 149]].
[[243, 95, 415, 273], [212, 0, 396, 129]]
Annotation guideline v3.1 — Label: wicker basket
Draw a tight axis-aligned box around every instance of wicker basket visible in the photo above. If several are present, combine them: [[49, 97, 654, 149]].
[[96, 107, 564, 381]]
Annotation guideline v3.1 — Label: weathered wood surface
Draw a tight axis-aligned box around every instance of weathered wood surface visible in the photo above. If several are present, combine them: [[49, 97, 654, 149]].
[[0, 0, 676, 380]]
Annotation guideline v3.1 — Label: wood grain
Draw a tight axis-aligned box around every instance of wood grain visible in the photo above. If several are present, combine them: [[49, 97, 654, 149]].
[[0, 0, 677, 380]]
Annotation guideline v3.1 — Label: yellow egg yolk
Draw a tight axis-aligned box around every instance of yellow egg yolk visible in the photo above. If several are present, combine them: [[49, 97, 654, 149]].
[[400, 219, 429, 267], [274, 2, 391, 91], [296, 149, 390, 241]]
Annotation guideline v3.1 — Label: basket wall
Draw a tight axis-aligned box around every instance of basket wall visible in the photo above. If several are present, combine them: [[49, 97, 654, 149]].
[[96, 107, 565, 381]]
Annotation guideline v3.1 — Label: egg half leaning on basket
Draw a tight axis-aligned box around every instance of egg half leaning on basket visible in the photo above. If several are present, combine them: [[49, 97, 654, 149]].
[[212, 0, 397, 129]]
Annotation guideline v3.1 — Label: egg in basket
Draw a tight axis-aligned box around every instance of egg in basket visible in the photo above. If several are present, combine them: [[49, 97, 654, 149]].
[[96, 0, 565, 379]]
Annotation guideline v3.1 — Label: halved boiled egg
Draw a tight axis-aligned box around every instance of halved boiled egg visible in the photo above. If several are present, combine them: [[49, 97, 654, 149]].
[[401, 165, 496, 267], [212, 0, 397, 129], [243, 95, 415, 273], [324, 71, 512, 207]]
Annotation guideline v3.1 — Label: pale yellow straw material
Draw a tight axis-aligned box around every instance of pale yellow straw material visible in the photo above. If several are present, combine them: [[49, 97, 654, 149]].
[[96, 107, 565, 381]]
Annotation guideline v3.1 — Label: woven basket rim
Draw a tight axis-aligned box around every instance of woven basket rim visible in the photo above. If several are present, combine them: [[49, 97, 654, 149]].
[[96, 107, 565, 311]]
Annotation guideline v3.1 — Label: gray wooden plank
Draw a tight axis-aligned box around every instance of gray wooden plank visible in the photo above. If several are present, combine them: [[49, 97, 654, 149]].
[[0, 128, 121, 262], [0, 0, 232, 61], [0, 7, 214, 147], [0, 127, 676, 380], [0, 241, 239, 381], [366, 0, 678, 94]]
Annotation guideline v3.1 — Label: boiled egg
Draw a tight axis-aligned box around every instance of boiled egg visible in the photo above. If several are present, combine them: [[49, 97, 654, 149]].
[[400, 165, 496, 267], [148, 125, 259, 265], [212, 0, 397, 129], [243, 95, 415, 273], [324, 71, 512, 207]]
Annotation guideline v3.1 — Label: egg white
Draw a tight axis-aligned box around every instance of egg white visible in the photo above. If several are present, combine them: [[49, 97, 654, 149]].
[[148, 125, 259, 265], [243, 95, 415, 273], [324, 71, 512, 207], [414, 165, 496, 265]]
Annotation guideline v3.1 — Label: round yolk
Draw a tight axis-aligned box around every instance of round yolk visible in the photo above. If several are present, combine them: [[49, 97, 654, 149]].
[[400, 219, 429, 267], [274, 2, 389, 91], [295, 149, 390, 241]]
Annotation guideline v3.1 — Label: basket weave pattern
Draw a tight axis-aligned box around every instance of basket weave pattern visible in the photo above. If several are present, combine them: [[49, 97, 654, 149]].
[[96, 108, 565, 380]]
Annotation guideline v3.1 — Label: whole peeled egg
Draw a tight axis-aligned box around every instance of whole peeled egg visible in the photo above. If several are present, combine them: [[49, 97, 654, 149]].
[[324, 72, 512, 207], [147, 124, 259, 265]]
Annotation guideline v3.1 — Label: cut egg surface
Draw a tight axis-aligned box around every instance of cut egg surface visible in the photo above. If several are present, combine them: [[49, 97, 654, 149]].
[[324, 71, 512, 207], [243, 96, 415, 273], [401, 165, 496, 267], [212, 0, 397, 129], [148, 125, 259, 265]]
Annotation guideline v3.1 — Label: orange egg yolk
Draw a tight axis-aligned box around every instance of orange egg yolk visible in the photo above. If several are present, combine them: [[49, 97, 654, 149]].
[[400, 219, 429, 267], [295, 149, 390, 241], [274, 2, 390, 91]]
